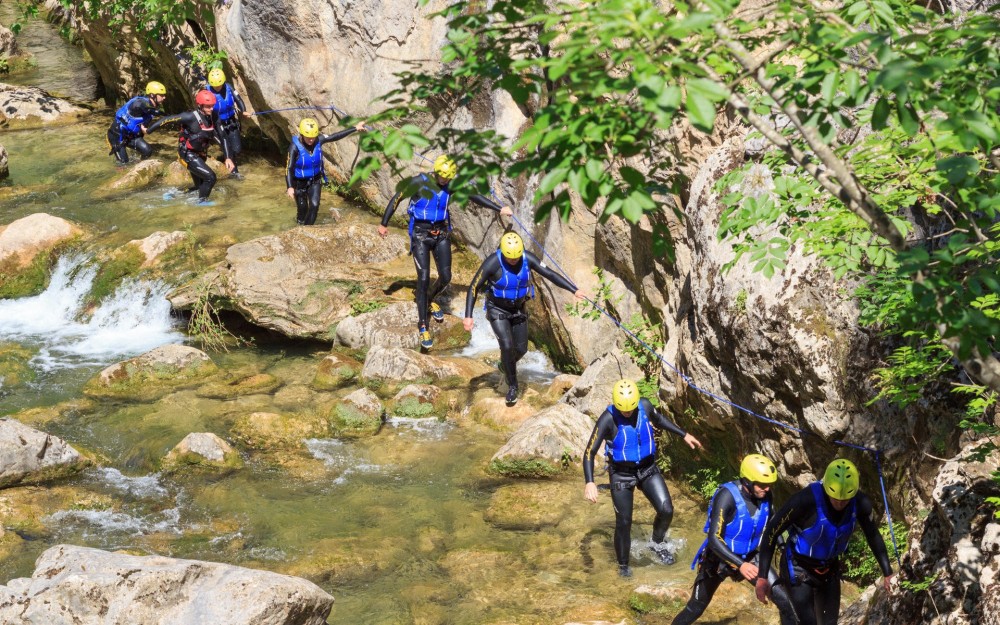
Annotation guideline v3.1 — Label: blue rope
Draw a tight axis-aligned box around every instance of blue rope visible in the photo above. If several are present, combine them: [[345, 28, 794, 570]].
[[505, 212, 903, 568], [249, 104, 349, 117]]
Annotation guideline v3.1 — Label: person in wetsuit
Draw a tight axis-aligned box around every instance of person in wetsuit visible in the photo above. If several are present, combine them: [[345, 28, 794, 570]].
[[378, 155, 513, 350], [463, 232, 585, 406], [754, 459, 894, 625], [107, 81, 167, 164], [146, 89, 234, 204], [205, 68, 251, 179], [673, 454, 798, 625], [583, 379, 705, 577], [285, 117, 366, 226]]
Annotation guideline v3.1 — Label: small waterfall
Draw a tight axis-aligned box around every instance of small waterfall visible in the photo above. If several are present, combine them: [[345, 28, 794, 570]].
[[458, 304, 558, 382], [0, 253, 184, 371]]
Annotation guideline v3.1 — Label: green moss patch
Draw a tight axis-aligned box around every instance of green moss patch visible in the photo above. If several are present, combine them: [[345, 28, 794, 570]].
[[84, 246, 146, 309], [329, 402, 383, 438], [488, 458, 560, 479]]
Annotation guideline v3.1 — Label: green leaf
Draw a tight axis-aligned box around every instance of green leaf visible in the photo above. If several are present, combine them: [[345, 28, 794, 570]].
[[896, 101, 920, 136], [936, 156, 980, 185], [872, 97, 891, 130]]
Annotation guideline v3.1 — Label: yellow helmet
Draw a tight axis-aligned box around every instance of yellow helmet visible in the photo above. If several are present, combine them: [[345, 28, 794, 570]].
[[740, 454, 778, 484], [299, 118, 320, 139], [612, 379, 640, 412], [145, 81, 167, 96], [433, 154, 457, 180], [499, 232, 524, 260], [207, 68, 226, 88], [822, 459, 860, 500]]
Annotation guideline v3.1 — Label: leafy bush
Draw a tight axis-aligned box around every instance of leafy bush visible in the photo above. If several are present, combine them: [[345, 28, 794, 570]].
[[841, 521, 908, 586]]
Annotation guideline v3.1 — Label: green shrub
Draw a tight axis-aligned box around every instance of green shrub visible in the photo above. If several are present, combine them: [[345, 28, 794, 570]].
[[841, 521, 908, 586]]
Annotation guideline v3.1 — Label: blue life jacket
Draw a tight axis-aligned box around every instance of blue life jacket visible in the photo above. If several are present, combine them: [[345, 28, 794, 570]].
[[115, 96, 154, 135], [788, 482, 857, 563], [407, 175, 451, 224], [605, 402, 656, 464], [691, 481, 770, 569], [208, 83, 237, 121], [291, 136, 325, 180], [490, 250, 534, 302]]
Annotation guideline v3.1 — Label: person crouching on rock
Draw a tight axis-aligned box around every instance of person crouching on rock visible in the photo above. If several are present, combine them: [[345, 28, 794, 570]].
[[146, 89, 234, 205]]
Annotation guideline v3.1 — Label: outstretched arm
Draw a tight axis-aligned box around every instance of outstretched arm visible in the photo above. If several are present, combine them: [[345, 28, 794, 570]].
[[525, 252, 578, 293], [144, 112, 186, 134], [469, 193, 513, 217], [856, 493, 894, 582], [316, 125, 360, 146], [464, 254, 501, 324]]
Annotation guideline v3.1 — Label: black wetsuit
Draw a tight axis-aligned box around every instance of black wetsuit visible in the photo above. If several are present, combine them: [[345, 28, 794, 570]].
[[583, 398, 686, 568], [285, 128, 358, 225], [673, 483, 798, 625], [147, 110, 228, 201], [209, 83, 246, 173], [107, 96, 162, 164], [381, 176, 503, 329], [464, 251, 577, 389], [757, 487, 892, 625]]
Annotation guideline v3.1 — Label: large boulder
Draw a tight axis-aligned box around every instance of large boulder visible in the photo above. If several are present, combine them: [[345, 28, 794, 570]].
[[0, 544, 334, 624], [0, 419, 90, 488], [83, 344, 218, 401], [843, 440, 1000, 625], [329, 388, 384, 437], [490, 403, 594, 478], [0, 212, 82, 272], [335, 301, 469, 350], [0, 83, 88, 129], [169, 220, 409, 340], [360, 346, 492, 384], [562, 352, 644, 419]]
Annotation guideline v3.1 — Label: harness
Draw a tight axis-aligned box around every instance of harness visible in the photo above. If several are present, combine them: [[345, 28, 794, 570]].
[[179, 110, 216, 154], [691, 481, 770, 569], [784, 482, 857, 582]]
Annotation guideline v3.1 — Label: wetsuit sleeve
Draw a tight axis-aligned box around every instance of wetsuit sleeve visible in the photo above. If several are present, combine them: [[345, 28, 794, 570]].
[[464, 254, 503, 318], [316, 127, 358, 146], [856, 493, 893, 577], [128, 98, 159, 119], [706, 487, 746, 568], [233, 90, 246, 115], [525, 252, 578, 293], [286, 142, 301, 188], [644, 399, 686, 438], [756, 488, 815, 579], [381, 175, 423, 226], [583, 411, 615, 483], [144, 112, 186, 134], [469, 194, 503, 212]]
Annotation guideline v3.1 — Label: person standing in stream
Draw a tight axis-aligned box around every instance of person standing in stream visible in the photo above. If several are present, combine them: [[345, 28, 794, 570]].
[[204, 68, 251, 179], [285, 117, 367, 226]]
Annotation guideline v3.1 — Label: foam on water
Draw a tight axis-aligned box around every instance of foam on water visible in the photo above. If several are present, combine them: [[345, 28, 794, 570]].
[[386, 416, 453, 439], [45, 506, 183, 538], [90, 468, 169, 499]]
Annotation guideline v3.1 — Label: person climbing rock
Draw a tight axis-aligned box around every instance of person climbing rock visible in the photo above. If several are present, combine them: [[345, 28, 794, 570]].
[[205, 68, 251, 179], [463, 231, 585, 406], [583, 379, 704, 577], [673, 454, 798, 625], [285, 117, 366, 226], [106, 81, 167, 165], [146, 89, 234, 204], [754, 459, 893, 625], [378, 155, 513, 350]]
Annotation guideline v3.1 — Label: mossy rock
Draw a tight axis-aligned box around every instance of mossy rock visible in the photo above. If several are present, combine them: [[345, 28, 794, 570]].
[[312, 352, 361, 391], [83, 345, 219, 402], [487, 457, 561, 479], [196, 373, 282, 399], [483, 482, 570, 531], [0, 343, 36, 388], [84, 246, 146, 309], [161, 432, 244, 473], [279, 535, 405, 585], [627, 584, 691, 615], [329, 400, 383, 438], [0, 247, 55, 299], [0, 485, 117, 537], [387, 395, 435, 418], [7, 398, 97, 428], [230, 411, 329, 451]]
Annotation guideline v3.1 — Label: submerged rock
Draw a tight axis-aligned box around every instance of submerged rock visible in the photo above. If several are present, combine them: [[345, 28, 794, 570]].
[[490, 403, 593, 478], [311, 352, 361, 391], [84, 344, 218, 401], [484, 482, 572, 530], [0, 83, 88, 129], [0, 544, 334, 624], [0, 418, 90, 488], [231, 411, 329, 451], [197, 372, 282, 399], [162, 432, 243, 472]]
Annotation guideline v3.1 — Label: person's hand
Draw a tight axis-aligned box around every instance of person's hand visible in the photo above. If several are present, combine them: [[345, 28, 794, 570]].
[[574, 289, 588, 301], [738, 561, 759, 582], [584, 482, 598, 503], [499, 206, 513, 217], [377, 225, 388, 238], [243, 111, 253, 118], [684, 433, 704, 451], [224, 159, 235, 173], [883, 575, 894, 592], [140, 124, 147, 136], [355, 121, 367, 132], [754, 578, 770, 604], [463, 317, 474, 332], [286, 187, 295, 199]]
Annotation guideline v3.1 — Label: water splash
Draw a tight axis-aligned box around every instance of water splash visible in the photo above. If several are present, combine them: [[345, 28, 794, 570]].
[[304, 438, 384, 484], [386, 416, 453, 440], [0, 253, 183, 371], [457, 305, 558, 383], [89, 468, 169, 499], [45, 506, 183, 538]]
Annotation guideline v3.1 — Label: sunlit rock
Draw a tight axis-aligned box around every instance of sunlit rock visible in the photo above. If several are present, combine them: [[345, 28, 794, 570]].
[[360, 345, 491, 386], [335, 301, 469, 351], [0, 544, 333, 624], [0, 418, 90, 488], [562, 352, 644, 419], [0, 83, 88, 129], [162, 432, 243, 472], [106, 159, 166, 193], [311, 352, 361, 391], [231, 411, 329, 451], [467, 387, 540, 432], [0, 213, 83, 297], [83, 344, 218, 402], [490, 403, 593, 478], [329, 388, 383, 437], [0, 144, 8, 180], [196, 372, 282, 399]]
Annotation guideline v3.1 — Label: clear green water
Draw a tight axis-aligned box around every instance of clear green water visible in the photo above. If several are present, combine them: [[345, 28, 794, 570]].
[[0, 10, 781, 625]]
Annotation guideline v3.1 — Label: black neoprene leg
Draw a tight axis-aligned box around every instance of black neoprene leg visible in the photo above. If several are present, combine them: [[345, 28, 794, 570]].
[[303, 178, 323, 225], [181, 151, 216, 200], [412, 232, 433, 328], [129, 136, 153, 159], [767, 566, 801, 625], [107, 127, 129, 164], [487, 309, 518, 387], [640, 471, 674, 543], [609, 471, 637, 567], [219, 125, 242, 163], [671, 564, 726, 625], [815, 572, 840, 625], [425, 232, 452, 306]]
